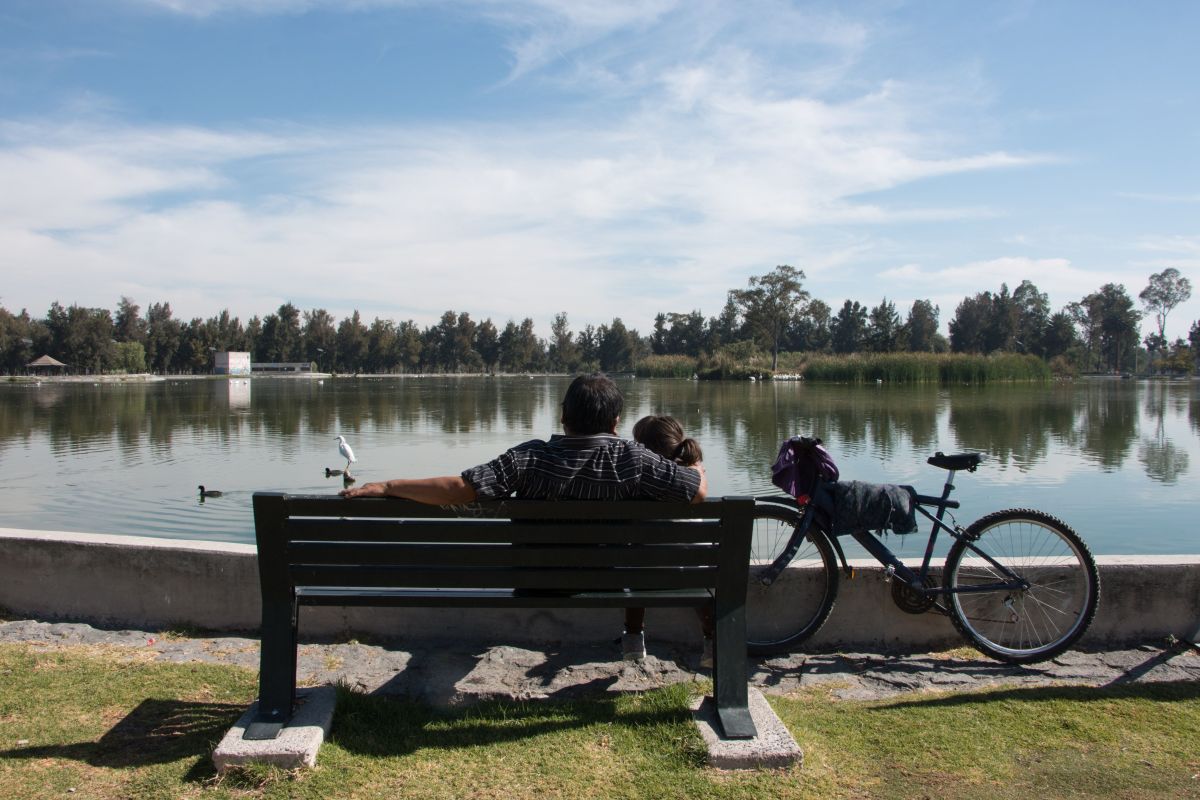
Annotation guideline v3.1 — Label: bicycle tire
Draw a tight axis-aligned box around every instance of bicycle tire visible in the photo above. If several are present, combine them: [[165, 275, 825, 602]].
[[943, 508, 1099, 664], [746, 501, 839, 655]]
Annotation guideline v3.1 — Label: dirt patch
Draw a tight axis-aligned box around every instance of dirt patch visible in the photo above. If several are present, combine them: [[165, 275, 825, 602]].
[[2, 619, 1198, 707]]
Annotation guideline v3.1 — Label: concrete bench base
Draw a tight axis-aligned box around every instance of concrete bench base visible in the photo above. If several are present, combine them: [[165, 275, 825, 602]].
[[213, 687, 335, 773], [692, 687, 802, 769]]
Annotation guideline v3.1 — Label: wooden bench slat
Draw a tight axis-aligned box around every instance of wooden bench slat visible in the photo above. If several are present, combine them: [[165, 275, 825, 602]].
[[283, 518, 720, 545], [286, 542, 720, 568], [280, 495, 731, 520], [288, 564, 719, 590], [294, 587, 713, 608]]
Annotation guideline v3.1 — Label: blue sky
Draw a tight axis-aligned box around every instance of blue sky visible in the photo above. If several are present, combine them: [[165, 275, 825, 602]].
[[2, 0, 1197, 339]]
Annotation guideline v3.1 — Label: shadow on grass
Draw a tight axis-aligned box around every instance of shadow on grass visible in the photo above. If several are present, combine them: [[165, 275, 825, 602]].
[[0, 698, 245, 781], [872, 679, 1200, 711], [331, 684, 698, 758]]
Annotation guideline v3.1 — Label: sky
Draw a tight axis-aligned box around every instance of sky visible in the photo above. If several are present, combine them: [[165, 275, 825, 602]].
[[1, 0, 1198, 340]]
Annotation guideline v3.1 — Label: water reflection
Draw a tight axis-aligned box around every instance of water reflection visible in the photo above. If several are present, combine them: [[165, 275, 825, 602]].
[[0, 376, 1196, 552]]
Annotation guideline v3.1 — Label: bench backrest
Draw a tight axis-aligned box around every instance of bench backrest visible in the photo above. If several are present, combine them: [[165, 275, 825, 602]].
[[252, 493, 754, 594]]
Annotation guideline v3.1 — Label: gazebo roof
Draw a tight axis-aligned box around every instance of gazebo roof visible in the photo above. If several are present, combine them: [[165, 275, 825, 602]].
[[27, 354, 67, 368]]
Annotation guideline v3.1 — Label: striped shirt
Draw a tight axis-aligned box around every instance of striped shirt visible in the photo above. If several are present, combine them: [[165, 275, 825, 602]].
[[461, 434, 701, 502]]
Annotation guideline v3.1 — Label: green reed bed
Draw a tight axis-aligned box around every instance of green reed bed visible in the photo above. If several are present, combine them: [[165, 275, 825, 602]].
[[802, 353, 1050, 384], [634, 355, 697, 378]]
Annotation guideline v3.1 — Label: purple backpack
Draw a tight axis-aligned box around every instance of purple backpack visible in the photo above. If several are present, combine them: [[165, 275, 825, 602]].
[[771, 436, 840, 502]]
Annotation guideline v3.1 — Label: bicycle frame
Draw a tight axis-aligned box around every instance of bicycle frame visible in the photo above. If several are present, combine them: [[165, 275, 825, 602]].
[[849, 467, 1030, 596], [759, 467, 1031, 597]]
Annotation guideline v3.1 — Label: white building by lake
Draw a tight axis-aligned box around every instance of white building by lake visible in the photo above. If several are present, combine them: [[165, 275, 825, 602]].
[[213, 351, 251, 376]]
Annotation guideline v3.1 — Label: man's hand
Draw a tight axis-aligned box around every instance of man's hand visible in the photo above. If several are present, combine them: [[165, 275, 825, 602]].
[[340, 482, 388, 498]]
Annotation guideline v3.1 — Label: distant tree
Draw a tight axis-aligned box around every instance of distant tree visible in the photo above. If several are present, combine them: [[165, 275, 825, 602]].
[[790, 298, 832, 352], [731, 265, 809, 370], [0, 306, 42, 372], [243, 316, 262, 361], [704, 293, 742, 353], [302, 308, 337, 368], [548, 312, 579, 372], [1075, 284, 1141, 372], [1142, 331, 1167, 375], [1042, 311, 1078, 361], [1140, 268, 1192, 341], [114, 296, 145, 343], [366, 318, 399, 372], [145, 302, 182, 373], [650, 313, 669, 355], [474, 318, 499, 371], [905, 299, 940, 352], [46, 303, 116, 373], [113, 341, 146, 373], [515, 317, 544, 371], [663, 311, 705, 357], [335, 311, 368, 373], [597, 317, 639, 372], [830, 300, 868, 354], [396, 320, 423, 372], [949, 293, 991, 353], [576, 324, 600, 369], [867, 298, 902, 353], [178, 316, 216, 373], [1012, 280, 1050, 355], [259, 303, 301, 362], [209, 309, 246, 352], [1189, 321, 1200, 372]]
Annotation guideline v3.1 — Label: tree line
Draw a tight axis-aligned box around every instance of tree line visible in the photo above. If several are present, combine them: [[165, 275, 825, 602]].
[[0, 266, 1193, 376]]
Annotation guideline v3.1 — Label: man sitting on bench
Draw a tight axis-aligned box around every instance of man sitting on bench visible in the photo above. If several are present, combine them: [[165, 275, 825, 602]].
[[340, 372, 708, 659]]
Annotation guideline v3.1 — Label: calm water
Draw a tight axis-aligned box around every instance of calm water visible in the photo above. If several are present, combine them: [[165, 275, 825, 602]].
[[0, 376, 1197, 555]]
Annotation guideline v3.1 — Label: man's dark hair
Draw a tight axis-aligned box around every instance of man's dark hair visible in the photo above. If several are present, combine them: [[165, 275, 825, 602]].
[[561, 373, 623, 435]]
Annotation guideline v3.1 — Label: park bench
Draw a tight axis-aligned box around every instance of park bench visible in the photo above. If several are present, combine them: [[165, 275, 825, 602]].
[[246, 492, 757, 741]]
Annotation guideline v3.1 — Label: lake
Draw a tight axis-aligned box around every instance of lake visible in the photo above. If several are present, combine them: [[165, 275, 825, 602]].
[[0, 376, 1196, 555]]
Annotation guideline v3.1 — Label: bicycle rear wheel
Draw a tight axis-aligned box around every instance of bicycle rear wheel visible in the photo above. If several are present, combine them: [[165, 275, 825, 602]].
[[746, 501, 839, 655], [944, 509, 1099, 664]]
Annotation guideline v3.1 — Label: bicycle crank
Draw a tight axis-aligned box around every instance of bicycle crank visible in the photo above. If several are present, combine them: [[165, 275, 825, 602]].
[[890, 573, 939, 614]]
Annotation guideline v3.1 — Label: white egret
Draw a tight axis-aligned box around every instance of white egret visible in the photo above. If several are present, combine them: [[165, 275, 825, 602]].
[[335, 435, 356, 475]]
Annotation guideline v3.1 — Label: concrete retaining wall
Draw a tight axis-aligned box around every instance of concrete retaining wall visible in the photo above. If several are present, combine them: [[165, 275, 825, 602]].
[[2, 528, 1197, 649]]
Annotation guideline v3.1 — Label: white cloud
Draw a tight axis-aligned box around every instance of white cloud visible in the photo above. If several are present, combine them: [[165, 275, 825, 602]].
[[1, 2, 1061, 334]]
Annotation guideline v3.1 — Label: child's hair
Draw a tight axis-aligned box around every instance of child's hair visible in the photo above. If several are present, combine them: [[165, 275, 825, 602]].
[[632, 415, 703, 466]]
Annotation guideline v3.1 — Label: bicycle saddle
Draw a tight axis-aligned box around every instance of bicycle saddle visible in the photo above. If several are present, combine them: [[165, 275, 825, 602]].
[[927, 452, 982, 472]]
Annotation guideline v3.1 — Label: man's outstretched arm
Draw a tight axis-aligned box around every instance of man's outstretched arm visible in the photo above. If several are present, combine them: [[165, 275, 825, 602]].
[[340, 476, 478, 505]]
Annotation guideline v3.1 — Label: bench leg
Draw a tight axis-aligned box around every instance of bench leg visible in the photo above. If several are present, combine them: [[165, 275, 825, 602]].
[[713, 601, 757, 739], [246, 598, 298, 740]]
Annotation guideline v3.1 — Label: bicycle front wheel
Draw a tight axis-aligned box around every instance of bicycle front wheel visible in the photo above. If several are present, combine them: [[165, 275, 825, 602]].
[[944, 509, 1099, 664], [746, 502, 839, 655]]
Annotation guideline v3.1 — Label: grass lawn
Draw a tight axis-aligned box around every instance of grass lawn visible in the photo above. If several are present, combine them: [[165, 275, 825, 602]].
[[0, 643, 1197, 799]]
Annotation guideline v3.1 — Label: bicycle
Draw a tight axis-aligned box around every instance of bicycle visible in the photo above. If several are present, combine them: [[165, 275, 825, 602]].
[[746, 451, 1100, 664]]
